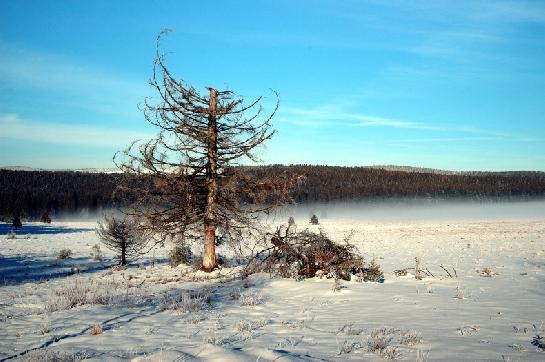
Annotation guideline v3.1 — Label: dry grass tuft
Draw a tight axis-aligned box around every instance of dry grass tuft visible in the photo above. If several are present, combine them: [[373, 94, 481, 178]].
[[44, 278, 144, 313], [399, 329, 423, 345], [15, 349, 86, 362], [235, 319, 268, 334], [89, 324, 103, 335], [239, 291, 264, 306], [57, 249, 72, 260], [90, 244, 103, 261], [337, 323, 363, 336], [161, 288, 211, 314], [479, 267, 498, 277]]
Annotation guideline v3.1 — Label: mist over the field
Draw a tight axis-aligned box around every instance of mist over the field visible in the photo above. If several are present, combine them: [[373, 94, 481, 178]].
[[49, 198, 545, 224], [268, 198, 545, 224]]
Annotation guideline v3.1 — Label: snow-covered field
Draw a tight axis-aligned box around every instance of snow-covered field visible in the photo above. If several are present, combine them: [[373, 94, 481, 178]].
[[1, 201, 544, 361]]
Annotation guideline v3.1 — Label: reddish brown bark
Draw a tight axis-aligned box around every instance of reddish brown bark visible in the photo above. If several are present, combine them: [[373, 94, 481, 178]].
[[203, 88, 218, 272]]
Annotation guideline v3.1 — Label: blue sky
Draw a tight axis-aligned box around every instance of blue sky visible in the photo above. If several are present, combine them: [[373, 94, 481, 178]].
[[1, 0, 544, 171]]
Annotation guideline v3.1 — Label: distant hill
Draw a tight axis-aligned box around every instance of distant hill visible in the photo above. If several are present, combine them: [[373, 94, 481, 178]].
[[1, 165, 544, 220], [0, 166, 120, 173]]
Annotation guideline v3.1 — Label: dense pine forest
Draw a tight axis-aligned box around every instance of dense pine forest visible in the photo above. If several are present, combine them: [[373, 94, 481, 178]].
[[1, 166, 545, 220]]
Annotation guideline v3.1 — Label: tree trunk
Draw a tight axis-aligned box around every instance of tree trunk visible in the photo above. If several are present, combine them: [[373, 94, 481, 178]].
[[203, 88, 218, 272], [121, 242, 127, 266]]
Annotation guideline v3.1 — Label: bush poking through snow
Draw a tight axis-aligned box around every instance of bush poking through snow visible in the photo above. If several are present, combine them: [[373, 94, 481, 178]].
[[366, 327, 423, 359], [169, 245, 192, 267], [89, 324, 103, 335], [382, 346, 402, 360], [96, 215, 148, 266], [337, 338, 362, 355], [337, 323, 363, 336], [332, 278, 342, 293], [250, 228, 383, 282], [354, 258, 383, 283], [57, 249, 72, 260], [239, 291, 264, 306], [44, 278, 138, 312], [479, 267, 498, 277], [532, 335, 545, 350], [90, 244, 103, 261], [235, 319, 268, 334], [368, 328, 395, 354], [15, 349, 86, 362], [161, 288, 211, 313], [394, 257, 435, 280], [399, 330, 423, 345]]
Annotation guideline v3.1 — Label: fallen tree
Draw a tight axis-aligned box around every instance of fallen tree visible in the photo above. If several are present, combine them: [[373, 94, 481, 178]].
[[247, 227, 383, 282]]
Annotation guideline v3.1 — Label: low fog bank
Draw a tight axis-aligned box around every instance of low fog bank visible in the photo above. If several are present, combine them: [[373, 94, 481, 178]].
[[43, 197, 545, 224], [45, 208, 123, 222], [268, 197, 545, 224]]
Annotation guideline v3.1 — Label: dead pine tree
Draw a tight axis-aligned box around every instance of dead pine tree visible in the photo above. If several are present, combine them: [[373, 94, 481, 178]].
[[115, 29, 292, 272]]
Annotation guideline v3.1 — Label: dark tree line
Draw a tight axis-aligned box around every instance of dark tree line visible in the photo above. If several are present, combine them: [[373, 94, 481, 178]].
[[250, 165, 545, 203], [2, 166, 545, 220], [0, 170, 124, 220]]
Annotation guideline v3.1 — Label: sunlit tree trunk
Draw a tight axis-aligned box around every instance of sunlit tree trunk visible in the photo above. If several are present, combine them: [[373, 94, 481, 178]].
[[203, 88, 218, 271]]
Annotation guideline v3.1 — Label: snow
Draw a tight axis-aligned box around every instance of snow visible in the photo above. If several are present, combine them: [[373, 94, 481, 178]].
[[1, 202, 544, 361]]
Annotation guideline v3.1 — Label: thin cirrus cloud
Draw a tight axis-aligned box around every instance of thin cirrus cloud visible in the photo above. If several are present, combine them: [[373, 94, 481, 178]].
[[279, 106, 486, 134], [0, 114, 152, 148], [0, 41, 147, 118]]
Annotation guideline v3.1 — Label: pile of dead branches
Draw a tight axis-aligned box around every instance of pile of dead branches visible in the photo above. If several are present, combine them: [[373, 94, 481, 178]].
[[247, 227, 383, 282]]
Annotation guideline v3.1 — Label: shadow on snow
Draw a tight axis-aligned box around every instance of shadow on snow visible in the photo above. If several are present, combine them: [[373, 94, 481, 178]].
[[0, 223, 94, 235], [0, 255, 113, 286]]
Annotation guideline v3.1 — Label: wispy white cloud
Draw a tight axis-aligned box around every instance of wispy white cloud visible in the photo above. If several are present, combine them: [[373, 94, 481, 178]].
[[385, 136, 503, 145], [279, 105, 485, 133], [0, 114, 152, 147], [471, 1, 545, 23], [0, 41, 147, 118]]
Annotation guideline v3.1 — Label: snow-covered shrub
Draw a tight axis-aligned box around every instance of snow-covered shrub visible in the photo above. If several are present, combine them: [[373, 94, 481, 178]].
[[367, 328, 395, 355], [354, 259, 383, 282], [14, 348, 86, 362], [169, 245, 192, 267], [277, 261, 301, 280], [367, 327, 422, 359], [90, 244, 103, 261], [337, 338, 361, 355], [399, 330, 423, 346], [250, 228, 383, 282], [44, 278, 136, 312], [332, 278, 342, 293], [161, 288, 211, 313], [57, 249, 72, 260], [239, 291, 264, 306], [235, 319, 268, 334], [6, 231, 16, 239], [479, 267, 498, 277], [337, 323, 363, 336]]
